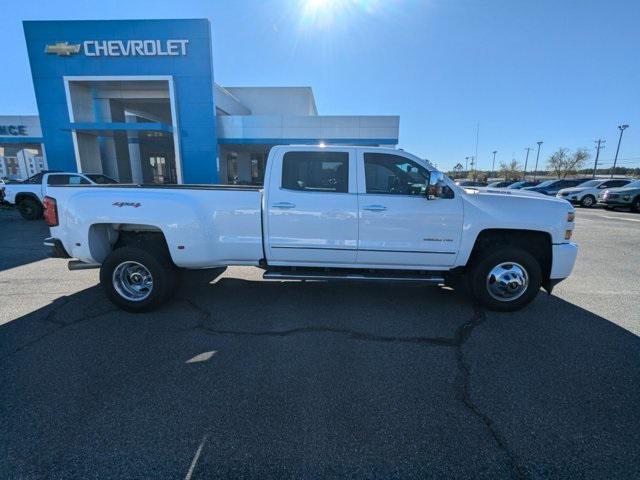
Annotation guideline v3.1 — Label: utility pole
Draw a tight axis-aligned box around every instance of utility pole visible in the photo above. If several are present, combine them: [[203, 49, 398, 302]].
[[611, 124, 629, 178], [593, 139, 605, 178], [523, 147, 533, 178], [533, 141, 543, 181], [465, 156, 469, 172], [491, 150, 497, 177]]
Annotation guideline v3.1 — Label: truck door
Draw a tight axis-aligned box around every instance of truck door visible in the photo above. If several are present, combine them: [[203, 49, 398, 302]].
[[355, 150, 463, 268], [264, 148, 358, 266]]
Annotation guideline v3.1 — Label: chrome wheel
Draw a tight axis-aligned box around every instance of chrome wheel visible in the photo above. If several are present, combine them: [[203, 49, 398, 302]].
[[582, 195, 594, 207], [112, 261, 153, 302], [486, 262, 529, 302]]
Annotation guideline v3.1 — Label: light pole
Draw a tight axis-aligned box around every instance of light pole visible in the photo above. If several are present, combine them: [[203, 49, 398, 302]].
[[611, 124, 629, 178], [491, 150, 497, 177], [593, 139, 605, 178], [465, 156, 469, 173], [533, 141, 543, 181], [523, 147, 533, 178]]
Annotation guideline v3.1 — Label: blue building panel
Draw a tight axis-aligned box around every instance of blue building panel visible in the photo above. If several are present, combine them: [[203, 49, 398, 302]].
[[23, 19, 219, 183]]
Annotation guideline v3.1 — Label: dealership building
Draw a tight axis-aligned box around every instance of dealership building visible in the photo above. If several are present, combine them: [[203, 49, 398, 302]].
[[0, 19, 399, 184]]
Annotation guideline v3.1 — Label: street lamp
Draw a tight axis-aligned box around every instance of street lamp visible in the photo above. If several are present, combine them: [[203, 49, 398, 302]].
[[491, 150, 497, 177], [523, 147, 533, 178], [465, 156, 469, 172], [533, 141, 543, 181], [611, 124, 629, 178]]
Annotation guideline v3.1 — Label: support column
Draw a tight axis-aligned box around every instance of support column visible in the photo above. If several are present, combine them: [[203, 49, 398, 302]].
[[126, 114, 144, 184]]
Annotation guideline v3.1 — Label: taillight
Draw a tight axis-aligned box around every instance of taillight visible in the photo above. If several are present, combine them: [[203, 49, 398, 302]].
[[43, 196, 59, 227]]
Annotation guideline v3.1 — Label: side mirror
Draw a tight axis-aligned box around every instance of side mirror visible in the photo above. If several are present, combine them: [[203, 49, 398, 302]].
[[426, 171, 445, 199]]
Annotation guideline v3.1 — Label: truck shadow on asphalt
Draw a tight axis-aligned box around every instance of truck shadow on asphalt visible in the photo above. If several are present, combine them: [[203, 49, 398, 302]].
[[1, 272, 639, 479], [0, 209, 50, 272]]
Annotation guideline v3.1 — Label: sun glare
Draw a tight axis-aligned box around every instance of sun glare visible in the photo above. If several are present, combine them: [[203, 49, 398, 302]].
[[300, 0, 383, 28]]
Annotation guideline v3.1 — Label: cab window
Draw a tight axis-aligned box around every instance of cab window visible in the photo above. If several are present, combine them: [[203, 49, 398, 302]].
[[281, 151, 349, 193], [364, 153, 428, 195]]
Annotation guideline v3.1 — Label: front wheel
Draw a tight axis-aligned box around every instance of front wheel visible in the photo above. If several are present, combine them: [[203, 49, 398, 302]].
[[580, 195, 595, 208], [100, 246, 178, 312], [633, 196, 640, 213], [469, 247, 542, 312]]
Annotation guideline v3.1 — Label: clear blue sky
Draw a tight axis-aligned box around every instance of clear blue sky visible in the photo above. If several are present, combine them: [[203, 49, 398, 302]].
[[2, 0, 639, 171]]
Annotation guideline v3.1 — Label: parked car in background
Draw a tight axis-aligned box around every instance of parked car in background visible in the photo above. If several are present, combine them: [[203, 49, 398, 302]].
[[557, 178, 632, 207], [523, 178, 589, 196], [487, 180, 515, 188], [597, 180, 640, 212], [3, 171, 118, 220], [455, 179, 488, 187], [506, 180, 540, 190]]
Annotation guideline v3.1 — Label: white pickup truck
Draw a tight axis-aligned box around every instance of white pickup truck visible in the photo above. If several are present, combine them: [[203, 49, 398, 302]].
[[3, 171, 117, 220], [43, 146, 578, 312]]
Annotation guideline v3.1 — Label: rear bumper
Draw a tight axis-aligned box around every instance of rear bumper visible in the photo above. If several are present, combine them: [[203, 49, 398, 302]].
[[550, 243, 578, 279], [44, 237, 71, 259]]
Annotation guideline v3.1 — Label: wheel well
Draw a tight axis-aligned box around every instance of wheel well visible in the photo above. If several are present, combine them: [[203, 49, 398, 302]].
[[88, 223, 172, 264], [15, 193, 41, 206], [468, 229, 552, 280]]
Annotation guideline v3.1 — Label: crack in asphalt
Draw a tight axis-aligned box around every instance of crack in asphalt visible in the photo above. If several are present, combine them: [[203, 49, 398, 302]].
[[1, 297, 117, 361], [182, 297, 526, 479]]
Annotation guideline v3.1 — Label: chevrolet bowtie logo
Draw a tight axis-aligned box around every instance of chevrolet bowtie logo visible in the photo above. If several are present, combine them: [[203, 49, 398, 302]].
[[44, 42, 81, 56]]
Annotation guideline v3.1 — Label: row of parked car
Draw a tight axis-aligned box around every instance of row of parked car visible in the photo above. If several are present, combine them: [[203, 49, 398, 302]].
[[455, 177, 640, 211]]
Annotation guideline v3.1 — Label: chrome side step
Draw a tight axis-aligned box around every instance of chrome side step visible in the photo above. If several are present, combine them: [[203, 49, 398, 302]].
[[263, 269, 444, 284], [68, 260, 100, 271]]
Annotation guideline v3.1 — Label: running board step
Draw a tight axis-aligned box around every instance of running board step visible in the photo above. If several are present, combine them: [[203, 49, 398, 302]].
[[68, 260, 100, 271], [263, 269, 444, 284]]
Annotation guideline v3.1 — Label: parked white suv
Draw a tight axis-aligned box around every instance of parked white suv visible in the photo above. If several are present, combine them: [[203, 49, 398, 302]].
[[556, 178, 632, 207]]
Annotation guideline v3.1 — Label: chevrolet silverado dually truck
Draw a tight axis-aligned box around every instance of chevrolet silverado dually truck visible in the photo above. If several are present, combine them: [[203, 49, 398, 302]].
[[42, 146, 578, 312], [4, 171, 117, 220]]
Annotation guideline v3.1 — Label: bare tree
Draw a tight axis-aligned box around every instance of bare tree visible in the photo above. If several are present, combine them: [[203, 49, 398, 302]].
[[499, 159, 522, 180], [547, 148, 590, 178]]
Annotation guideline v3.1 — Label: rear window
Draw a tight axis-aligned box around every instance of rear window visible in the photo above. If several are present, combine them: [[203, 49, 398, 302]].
[[47, 175, 91, 186], [86, 174, 118, 184], [281, 151, 349, 193]]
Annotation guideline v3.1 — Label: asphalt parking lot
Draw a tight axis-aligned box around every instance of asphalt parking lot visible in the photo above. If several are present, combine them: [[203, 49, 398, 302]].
[[1, 206, 639, 479]]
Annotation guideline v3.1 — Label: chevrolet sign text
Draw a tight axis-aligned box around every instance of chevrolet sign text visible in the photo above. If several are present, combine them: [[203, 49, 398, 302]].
[[81, 39, 189, 57]]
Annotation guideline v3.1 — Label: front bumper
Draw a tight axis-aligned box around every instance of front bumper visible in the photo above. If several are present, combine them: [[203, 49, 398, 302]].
[[597, 200, 632, 207], [550, 243, 578, 280], [44, 237, 71, 259]]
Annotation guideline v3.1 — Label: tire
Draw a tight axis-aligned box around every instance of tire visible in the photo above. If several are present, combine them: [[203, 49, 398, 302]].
[[100, 246, 178, 312], [17, 197, 43, 220], [468, 246, 542, 312], [633, 196, 640, 213], [580, 195, 595, 208]]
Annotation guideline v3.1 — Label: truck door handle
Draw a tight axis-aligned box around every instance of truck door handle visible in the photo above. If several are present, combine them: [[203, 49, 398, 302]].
[[272, 202, 296, 209], [363, 205, 387, 212]]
